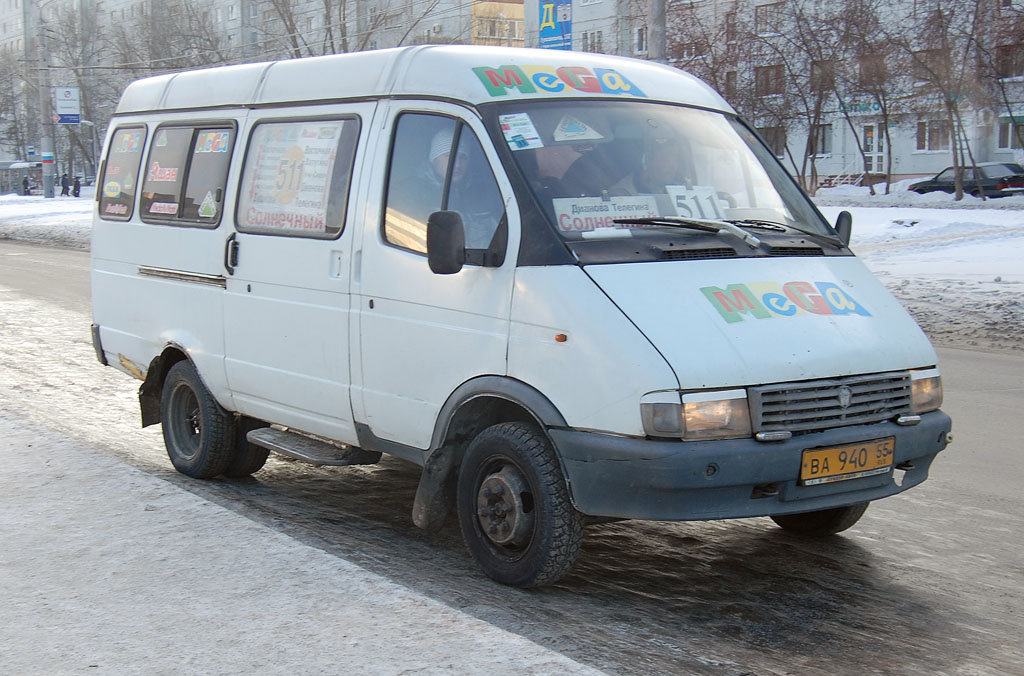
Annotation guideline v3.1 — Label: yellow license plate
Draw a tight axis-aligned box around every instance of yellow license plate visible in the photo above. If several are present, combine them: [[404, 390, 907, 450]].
[[800, 437, 895, 486]]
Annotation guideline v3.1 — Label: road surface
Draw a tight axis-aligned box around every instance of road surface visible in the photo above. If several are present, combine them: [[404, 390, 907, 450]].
[[1, 240, 1021, 675]]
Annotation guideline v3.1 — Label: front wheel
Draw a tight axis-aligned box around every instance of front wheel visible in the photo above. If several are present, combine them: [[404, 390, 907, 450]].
[[456, 422, 583, 587], [770, 502, 869, 536], [161, 361, 236, 479]]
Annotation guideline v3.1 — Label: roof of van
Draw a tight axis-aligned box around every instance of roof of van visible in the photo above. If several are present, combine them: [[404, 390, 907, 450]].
[[115, 45, 732, 114]]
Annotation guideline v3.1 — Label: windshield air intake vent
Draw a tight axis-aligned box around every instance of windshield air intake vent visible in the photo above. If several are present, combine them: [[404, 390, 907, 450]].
[[749, 371, 912, 435], [661, 248, 737, 261], [768, 246, 824, 257]]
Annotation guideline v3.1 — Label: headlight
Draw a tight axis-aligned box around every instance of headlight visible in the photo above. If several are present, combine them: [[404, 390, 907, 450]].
[[641, 389, 752, 440], [910, 368, 943, 413]]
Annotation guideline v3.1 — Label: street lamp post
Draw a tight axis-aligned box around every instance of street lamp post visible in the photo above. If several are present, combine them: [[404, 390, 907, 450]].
[[36, 0, 56, 198]]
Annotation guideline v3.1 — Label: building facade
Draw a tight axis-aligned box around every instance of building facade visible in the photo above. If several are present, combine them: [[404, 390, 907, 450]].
[[0, 0, 525, 180], [525, 0, 1024, 190]]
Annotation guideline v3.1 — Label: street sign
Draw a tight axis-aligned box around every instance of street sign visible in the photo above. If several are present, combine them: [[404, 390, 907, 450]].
[[54, 86, 81, 125]]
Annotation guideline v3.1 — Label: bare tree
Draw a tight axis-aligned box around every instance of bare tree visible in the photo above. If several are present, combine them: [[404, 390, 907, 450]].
[[883, 1, 985, 200]]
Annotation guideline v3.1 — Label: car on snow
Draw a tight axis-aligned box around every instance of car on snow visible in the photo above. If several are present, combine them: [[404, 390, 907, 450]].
[[908, 162, 1024, 197]]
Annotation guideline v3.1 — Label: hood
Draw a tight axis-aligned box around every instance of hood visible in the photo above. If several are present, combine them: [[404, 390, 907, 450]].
[[585, 256, 938, 390]]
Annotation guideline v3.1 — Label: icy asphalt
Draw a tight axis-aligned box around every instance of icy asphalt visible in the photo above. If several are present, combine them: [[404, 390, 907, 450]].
[[1, 186, 1021, 673]]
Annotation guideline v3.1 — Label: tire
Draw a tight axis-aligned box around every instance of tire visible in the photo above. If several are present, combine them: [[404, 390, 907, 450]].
[[770, 502, 869, 536], [456, 422, 584, 588], [160, 361, 236, 479], [223, 417, 270, 478]]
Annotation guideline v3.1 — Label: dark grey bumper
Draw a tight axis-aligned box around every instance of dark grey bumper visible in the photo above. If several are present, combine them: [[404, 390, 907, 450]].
[[551, 411, 952, 521]]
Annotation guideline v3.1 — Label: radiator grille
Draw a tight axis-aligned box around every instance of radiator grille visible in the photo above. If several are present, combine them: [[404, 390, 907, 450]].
[[749, 371, 911, 435]]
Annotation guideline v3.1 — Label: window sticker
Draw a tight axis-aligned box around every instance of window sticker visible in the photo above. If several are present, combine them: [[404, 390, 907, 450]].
[[195, 131, 231, 153], [666, 185, 726, 220], [147, 162, 179, 182], [552, 196, 657, 231], [552, 115, 604, 142], [499, 113, 544, 151], [149, 202, 178, 215], [239, 121, 348, 234], [104, 203, 128, 215], [197, 191, 218, 218]]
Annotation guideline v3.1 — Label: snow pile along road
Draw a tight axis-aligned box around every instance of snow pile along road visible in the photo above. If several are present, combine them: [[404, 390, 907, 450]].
[[1, 186, 1021, 352]]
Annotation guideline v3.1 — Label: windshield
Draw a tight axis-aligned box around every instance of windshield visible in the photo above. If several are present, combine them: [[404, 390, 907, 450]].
[[487, 100, 831, 240]]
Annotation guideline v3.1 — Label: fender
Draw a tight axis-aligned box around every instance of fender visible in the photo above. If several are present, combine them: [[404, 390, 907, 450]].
[[412, 375, 568, 531]]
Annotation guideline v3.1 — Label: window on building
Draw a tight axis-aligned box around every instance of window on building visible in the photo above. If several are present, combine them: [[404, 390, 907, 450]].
[[858, 52, 887, 86], [758, 126, 787, 157], [725, 11, 737, 42], [998, 121, 1024, 149], [725, 70, 737, 99], [913, 48, 948, 82], [679, 40, 708, 61], [755, 2, 784, 35], [996, 45, 1024, 79], [810, 60, 835, 91], [811, 123, 832, 155], [755, 64, 784, 96], [635, 26, 647, 54], [236, 119, 359, 239], [916, 120, 950, 151], [582, 30, 604, 53]]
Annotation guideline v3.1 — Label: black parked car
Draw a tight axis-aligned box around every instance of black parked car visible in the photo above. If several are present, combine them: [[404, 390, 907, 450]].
[[909, 162, 1024, 197]]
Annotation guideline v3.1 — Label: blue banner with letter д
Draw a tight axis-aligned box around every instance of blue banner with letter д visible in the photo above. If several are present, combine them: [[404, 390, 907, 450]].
[[539, 0, 572, 50]]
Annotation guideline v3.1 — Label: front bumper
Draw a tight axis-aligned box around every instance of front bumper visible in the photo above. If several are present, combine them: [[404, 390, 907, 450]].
[[551, 411, 951, 521]]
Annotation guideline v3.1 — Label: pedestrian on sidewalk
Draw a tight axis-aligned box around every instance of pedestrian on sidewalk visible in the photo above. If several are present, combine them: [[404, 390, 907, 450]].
[[60, 173, 70, 196], [72, 176, 81, 198], [22, 175, 29, 196]]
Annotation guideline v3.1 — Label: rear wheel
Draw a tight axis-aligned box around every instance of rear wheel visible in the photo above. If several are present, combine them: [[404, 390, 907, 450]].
[[456, 422, 583, 587], [223, 417, 270, 478], [161, 361, 236, 479], [770, 502, 869, 536]]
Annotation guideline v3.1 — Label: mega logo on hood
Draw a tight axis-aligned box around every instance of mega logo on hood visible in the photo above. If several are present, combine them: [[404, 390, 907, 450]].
[[702, 281, 871, 323], [473, 65, 647, 98]]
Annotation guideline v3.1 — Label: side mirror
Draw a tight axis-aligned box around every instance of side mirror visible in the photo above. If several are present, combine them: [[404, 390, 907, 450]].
[[835, 210, 852, 246], [427, 210, 466, 275]]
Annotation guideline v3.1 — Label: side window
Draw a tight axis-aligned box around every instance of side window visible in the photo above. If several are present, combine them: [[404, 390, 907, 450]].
[[237, 118, 359, 238], [384, 113, 506, 257], [98, 126, 146, 221], [140, 125, 235, 226]]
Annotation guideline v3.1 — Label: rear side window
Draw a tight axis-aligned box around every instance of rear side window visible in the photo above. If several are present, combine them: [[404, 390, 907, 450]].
[[236, 118, 360, 238], [98, 126, 146, 221], [140, 124, 235, 226]]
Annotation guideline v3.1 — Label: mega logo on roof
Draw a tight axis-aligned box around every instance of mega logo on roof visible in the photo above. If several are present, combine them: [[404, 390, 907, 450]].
[[701, 281, 871, 323], [474, 65, 647, 98]]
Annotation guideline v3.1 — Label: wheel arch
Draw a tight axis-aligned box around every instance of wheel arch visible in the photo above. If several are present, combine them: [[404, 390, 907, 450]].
[[411, 376, 569, 531]]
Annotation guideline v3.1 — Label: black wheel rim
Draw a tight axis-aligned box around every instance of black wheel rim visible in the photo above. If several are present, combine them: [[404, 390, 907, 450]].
[[473, 455, 536, 557], [170, 382, 202, 461]]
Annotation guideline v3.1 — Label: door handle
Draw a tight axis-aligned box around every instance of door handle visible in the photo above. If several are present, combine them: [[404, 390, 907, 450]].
[[224, 233, 239, 275]]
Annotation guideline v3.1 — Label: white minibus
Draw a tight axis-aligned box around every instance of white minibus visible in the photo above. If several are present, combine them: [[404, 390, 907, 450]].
[[91, 46, 951, 587]]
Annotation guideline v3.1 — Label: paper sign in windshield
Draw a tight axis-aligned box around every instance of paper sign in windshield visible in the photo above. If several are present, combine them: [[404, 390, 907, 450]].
[[552, 196, 657, 231], [666, 185, 726, 220], [553, 115, 604, 142], [499, 113, 544, 151]]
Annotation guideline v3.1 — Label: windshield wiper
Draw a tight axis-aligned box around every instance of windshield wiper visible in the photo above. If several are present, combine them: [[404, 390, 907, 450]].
[[612, 216, 761, 248], [725, 218, 788, 232]]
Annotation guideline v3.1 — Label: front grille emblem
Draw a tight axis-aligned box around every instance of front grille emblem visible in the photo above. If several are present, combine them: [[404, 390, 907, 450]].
[[838, 385, 853, 409]]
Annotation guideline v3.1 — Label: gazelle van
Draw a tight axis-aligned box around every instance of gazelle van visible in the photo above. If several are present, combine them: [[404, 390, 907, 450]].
[[91, 46, 951, 587]]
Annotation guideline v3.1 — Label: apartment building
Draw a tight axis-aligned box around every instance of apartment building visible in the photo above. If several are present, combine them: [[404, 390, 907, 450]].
[[524, 0, 1024, 189]]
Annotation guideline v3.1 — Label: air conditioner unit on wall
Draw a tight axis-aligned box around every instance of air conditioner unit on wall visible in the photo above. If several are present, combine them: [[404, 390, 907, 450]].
[[978, 108, 994, 127], [433, 23, 442, 33]]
